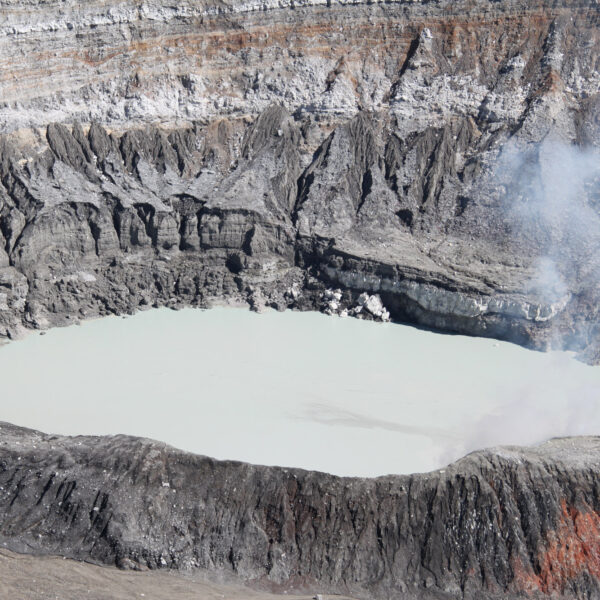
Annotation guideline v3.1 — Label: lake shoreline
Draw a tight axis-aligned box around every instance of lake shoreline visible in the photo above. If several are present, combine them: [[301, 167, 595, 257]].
[[1, 305, 597, 477]]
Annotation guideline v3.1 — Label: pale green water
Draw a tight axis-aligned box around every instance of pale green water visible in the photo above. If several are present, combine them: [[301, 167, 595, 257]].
[[1, 307, 599, 476]]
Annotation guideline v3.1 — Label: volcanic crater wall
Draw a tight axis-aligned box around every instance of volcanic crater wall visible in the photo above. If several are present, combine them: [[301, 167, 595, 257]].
[[2, 424, 600, 600], [0, 0, 600, 357], [1, 2, 600, 599]]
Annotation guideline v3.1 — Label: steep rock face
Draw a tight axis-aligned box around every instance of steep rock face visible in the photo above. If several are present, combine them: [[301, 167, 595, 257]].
[[2, 3, 600, 598], [0, 0, 597, 132], [1, 423, 600, 600], [1, 0, 599, 356]]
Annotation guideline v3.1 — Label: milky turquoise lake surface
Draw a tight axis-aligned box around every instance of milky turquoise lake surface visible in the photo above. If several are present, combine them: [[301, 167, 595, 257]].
[[1, 307, 599, 476]]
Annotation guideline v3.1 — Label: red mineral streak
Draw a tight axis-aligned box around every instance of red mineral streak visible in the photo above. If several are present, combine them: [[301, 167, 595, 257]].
[[512, 500, 600, 595]]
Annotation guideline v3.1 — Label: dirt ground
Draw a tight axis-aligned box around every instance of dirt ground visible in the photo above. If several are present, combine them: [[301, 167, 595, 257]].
[[0, 550, 354, 600]]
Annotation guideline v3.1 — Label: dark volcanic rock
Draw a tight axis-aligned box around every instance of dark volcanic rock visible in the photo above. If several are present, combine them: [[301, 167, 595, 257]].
[[1, 423, 600, 600], [0, 0, 599, 357]]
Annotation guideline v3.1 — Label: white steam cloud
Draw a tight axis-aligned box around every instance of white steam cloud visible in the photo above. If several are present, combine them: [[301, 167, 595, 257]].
[[496, 138, 600, 302], [446, 137, 600, 466]]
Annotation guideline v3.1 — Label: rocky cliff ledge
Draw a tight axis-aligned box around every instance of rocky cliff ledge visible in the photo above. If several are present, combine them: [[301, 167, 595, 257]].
[[0, 0, 600, 357], [1, 423, 600, 599]]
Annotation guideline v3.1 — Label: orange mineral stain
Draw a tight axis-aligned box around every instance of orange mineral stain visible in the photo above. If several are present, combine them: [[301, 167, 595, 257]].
[[512, 500, 600, 595]]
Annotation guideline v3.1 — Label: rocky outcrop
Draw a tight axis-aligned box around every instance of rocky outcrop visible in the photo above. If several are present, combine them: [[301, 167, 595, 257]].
[[1, 423, 600, 600], [1, 0, 600, 357]]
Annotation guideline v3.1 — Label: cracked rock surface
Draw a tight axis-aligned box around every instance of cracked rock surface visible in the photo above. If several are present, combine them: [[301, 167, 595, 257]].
[[1, 423, 600, 599], [0, 0, 599, 358]]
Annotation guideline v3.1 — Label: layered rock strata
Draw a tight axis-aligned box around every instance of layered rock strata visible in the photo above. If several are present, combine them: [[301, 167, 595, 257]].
[[2, 1, 600, 596], [0, 0, 599, 357], [1, 423, 600, 600]]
